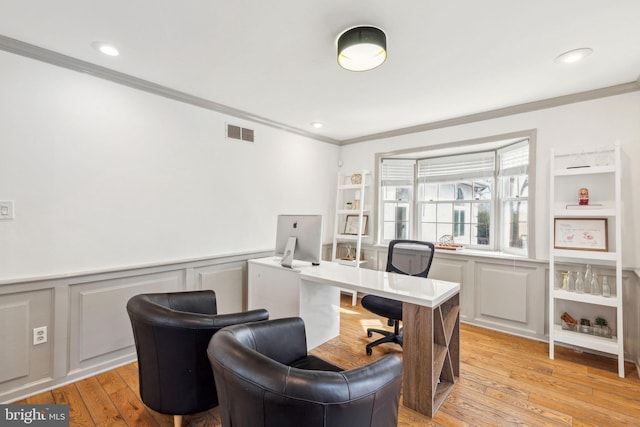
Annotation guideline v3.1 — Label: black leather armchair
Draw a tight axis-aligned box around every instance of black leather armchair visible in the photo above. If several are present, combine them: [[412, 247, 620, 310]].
[[207, 317, 403, 427], [126, 290, 269, 427], [361, 240, 435, 355]]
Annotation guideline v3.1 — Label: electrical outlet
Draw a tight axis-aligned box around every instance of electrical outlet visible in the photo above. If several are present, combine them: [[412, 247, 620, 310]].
[[33, 326, 47, 345]]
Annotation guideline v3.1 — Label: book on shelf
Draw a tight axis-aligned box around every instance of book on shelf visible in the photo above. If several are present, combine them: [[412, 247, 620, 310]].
[[565, 204, 603, 210]]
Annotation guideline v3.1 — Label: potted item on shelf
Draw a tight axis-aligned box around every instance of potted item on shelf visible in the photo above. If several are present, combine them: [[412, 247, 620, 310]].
[[579, 318, 592, 334], [594, 316, 612, 338]]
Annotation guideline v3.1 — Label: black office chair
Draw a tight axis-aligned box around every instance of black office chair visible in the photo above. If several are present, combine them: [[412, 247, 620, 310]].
[[361, 240, 435, 355]]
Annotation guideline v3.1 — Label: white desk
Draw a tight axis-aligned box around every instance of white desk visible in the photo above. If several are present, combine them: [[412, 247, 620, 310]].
[[248, 257, 461, 417]]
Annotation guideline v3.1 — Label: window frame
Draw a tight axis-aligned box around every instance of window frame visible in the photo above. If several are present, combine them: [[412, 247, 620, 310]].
[[375, 130, 536, 258]]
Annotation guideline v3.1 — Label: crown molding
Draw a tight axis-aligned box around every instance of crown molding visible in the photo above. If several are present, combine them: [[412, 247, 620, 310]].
[[0, 34, 340, 145], [2, 34, 638, 148], [341, 80, 640, 145]]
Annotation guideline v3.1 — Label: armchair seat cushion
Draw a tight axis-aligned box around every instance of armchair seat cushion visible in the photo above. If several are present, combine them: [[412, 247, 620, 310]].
[[289, 355, 342, 371]]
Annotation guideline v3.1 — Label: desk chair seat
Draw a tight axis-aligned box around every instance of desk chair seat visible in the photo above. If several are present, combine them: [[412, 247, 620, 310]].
[[362, 240, 435, 355]]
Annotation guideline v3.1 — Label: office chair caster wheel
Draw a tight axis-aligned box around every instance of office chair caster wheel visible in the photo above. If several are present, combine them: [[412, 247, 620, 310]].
[[366, 347, 372, 356]]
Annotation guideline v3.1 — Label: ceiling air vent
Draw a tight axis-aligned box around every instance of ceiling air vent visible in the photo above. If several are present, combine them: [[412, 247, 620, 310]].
[[226, 124, 254, 142]]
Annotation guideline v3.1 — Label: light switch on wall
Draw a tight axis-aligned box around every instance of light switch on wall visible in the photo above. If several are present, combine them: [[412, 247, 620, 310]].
[[0, 200, 15, 220]]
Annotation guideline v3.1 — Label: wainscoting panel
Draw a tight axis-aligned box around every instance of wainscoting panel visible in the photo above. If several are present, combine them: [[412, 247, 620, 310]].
[[429, 256, 469, 321], [477, 267, 528, 323], [0, 288, 53, 397], [195, 262, 246, 313], [69, 271, 184, 370], [0, 302, 29, 382], [474, 262, 542, 336]]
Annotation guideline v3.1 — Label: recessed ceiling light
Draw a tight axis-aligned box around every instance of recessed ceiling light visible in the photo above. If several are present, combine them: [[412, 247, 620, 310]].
[[91, 41, 119, 57], [554, 48, 593, 64], [310, 122, 324, 129]]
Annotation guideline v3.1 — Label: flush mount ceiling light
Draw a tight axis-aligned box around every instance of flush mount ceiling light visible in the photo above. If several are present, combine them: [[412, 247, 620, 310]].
[[91, 41, 119, 57], [337, 26, 386, 72], [554, 47, 593, 64]]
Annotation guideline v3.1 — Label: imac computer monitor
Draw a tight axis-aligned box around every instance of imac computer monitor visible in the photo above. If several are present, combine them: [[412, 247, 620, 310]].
[[274, 214, 323, 268]]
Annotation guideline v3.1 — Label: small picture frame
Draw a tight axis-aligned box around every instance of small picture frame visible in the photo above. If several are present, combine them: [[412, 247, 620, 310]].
[[554, 218, 608, 251], [344, 215, 368, 235]]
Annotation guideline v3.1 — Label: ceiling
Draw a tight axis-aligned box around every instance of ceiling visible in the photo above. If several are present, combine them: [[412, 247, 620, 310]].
[[1, 0, 640, 144]]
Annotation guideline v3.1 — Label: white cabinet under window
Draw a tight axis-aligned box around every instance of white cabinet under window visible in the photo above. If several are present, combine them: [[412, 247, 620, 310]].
[[548, 143, 624, 377]]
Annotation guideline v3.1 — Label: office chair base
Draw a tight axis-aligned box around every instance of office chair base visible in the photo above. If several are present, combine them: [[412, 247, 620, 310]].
[[365, 328, 403, 355]]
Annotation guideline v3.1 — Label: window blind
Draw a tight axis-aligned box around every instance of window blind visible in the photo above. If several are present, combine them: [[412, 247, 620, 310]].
[[498, 140, 529, 176], [380, 159, 415, 186], [417, 152, 495, 183]]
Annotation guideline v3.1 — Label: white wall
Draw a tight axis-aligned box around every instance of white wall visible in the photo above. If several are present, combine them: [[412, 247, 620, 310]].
[[0, 51, 340, 280], [338, 91, 640, 268]]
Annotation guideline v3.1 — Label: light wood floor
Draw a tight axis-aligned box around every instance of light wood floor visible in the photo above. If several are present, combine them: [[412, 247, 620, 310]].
[[15, 295, 640, 426]]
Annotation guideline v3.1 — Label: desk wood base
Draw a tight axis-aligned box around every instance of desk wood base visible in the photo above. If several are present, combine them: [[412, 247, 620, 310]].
[[402, 294, 460, 417]]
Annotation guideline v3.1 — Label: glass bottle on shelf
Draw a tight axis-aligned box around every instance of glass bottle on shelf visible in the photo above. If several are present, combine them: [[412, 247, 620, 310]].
[[584, 265, 592, 294], [575, 272, 584, 293], [590, 272, 601, 295], [554, 271, 561, 289], [567, 271, 575, 292], [561, 272, 568, 290], [602, 276, 611, 297]]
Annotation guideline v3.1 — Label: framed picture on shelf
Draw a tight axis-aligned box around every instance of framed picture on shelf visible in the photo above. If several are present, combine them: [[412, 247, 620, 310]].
[[554, 218, 608, 251], [344, 215, 368, 235]]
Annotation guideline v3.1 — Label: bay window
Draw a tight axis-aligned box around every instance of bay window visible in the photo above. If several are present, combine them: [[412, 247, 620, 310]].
[[378, 137, 531, 256]]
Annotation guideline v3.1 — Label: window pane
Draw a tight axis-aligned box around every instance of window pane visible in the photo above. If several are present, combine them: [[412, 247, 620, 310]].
[[436, 203, 453, 222], [456, 183, 472, 200], [383, 223, 397, 240], [420, 203, 436, 222], [419, 183, 438, 201], [503, 175, 528, 198], [383, 203, 396, 220], [419, 223, 436, 241], [453, 203, 467, 236], [439, 184, 454, 200], [454, 230, 470, 245], [382, 187, 396, 200], [504, 200, 528, 248], [473, 179, 493, 200], [473, 202, 491, 245], [396, 187, 411, 201], [436, 223, 453, 241]]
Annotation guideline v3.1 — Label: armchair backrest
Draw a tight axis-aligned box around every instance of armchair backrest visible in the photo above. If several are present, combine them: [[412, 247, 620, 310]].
[[386, 239, 435, 278], [208, 317, 403, 427]]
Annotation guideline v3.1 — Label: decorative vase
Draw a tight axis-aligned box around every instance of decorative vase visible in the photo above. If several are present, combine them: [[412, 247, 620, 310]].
[[590, 272, 601, 295], [575, 273, 584, 293], [602, 276, 611, 297]]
